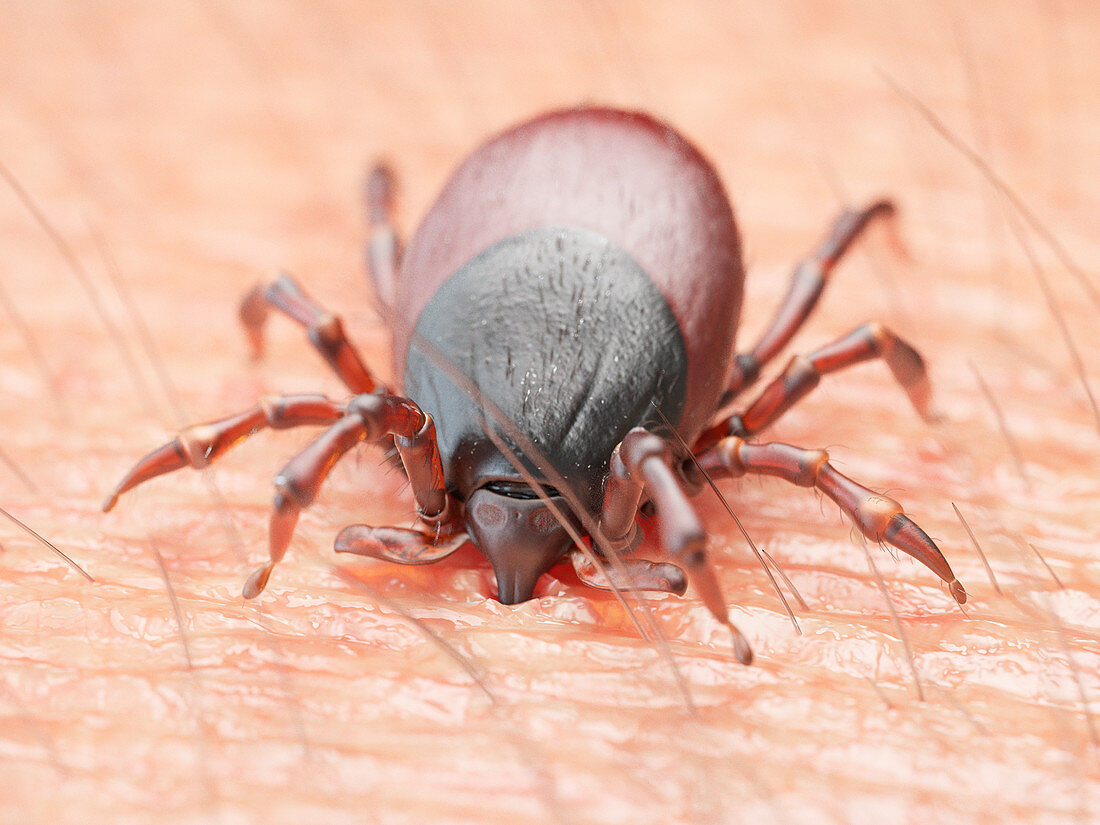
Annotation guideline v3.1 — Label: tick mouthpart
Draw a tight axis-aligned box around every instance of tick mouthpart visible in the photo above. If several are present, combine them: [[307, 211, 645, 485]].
[[465, 485, 577, 606], [495, 568, 538, 606]]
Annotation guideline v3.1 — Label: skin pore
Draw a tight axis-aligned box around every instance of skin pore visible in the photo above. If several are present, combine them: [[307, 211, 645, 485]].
[[0, 2, 1096, 823]]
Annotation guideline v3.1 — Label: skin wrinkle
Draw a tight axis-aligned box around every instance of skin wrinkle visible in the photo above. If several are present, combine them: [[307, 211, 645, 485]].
[[0, 2, 1097, 824]]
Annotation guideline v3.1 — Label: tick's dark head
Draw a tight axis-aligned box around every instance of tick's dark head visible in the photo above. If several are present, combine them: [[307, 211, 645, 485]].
[[464, 479, 579, 604]]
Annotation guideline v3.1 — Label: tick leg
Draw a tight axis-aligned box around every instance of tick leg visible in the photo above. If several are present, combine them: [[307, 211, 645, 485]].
[[244, 393, 455, 598], [723, 200, 898, 403], [102, 394, 345, 511], [239, 272, 380, 394], [695, 436, 967, 605], [716, 321, 933, 441], [600, 427, 752, 664], [569, 548, 687, 596], [364, 163, 401, 311], [335, 525, 468, 565]]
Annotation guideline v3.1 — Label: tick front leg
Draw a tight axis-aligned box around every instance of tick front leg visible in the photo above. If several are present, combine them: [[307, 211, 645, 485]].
[[244, 393, 455, 598], [600, 428, 752, 664], [335, 526, 468, 565], [239, 272, 380, 394], [569, 548, 687, 596], [724, 200, 899, 402], [102, 394, 345, 511], [695, 436, 966, 605]]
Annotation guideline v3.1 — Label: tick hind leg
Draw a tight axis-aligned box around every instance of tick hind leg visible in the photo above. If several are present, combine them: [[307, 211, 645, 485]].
[[598, 428, 753, 665], [239, 272, 380, 394], [712, 321, 935, 443], [723, 199, 899, 403], [694, 436, 966, 605], [364, 163, 401, 311]]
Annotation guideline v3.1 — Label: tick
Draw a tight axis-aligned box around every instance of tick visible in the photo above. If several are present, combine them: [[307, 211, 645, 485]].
[[104, 107, 966, 663]]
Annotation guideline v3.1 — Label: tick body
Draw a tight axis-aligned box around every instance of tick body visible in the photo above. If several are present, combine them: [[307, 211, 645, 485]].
[[394, 107, 742, 448], [105, 107, 965, 662]]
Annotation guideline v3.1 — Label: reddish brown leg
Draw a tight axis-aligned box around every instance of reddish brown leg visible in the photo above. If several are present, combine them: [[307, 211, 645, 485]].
[[335, 526, 468, 565], [723, 200, 898, 404], [102, 394, 345, 511], [706, 322, 934, 445], [244, 393, 454, 598], [364, 163, 401, 311], [239, 272, 379, 394], [600, 428, 753, 664], [569, 548, 687, 596], [695, 436, 967, 605]]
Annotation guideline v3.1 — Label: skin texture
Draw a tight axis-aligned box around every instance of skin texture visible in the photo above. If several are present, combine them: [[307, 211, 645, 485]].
[[0, 2, 1097, 824]]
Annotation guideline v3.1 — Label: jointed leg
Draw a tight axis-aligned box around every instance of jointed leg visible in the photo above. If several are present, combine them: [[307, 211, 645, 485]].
[[335, 525, 468, 565], [695, 436, 966, 604], [723, 200, 898, 404], [239, 272, 380, 394], [706, 321, 933, 445], [102, 393, 345, 511], [244, 393, 454, 597], [569, 548, 687, 596], [600, 428, 753, 664], [364, 163, 401, 311], [104, 390, 457, 598]]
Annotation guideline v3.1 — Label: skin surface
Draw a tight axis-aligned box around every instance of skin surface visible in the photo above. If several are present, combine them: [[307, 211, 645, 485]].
[[0, 2, 1097, 824]]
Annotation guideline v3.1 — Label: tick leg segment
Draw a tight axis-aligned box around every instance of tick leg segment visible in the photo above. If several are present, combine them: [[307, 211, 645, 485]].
[[722, 321, 934, 439], [696, 436, 966, 605], [364, 163, 402, 311], [335, 525, 468, 565], [723, 200, 898, 403], [244, 393, 453, 598], [600, 428, 752, 664], [102, 394, 345, 512], [239, 272, 379, 394], [569, 548, 687, 596]]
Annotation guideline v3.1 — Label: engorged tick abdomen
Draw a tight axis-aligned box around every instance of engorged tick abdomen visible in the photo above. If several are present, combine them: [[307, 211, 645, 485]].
[[394, 107, 744, 446]]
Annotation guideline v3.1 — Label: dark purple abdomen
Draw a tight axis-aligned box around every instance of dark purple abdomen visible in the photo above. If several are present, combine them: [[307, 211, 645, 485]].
[[396, 107, 744, 442]]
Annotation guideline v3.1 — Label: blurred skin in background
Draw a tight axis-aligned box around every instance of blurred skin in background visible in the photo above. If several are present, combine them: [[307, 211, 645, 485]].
[[0, 3, 1097, 824]]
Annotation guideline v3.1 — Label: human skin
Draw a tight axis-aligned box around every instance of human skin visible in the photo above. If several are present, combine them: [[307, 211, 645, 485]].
[[0, 2, 1097, 824]]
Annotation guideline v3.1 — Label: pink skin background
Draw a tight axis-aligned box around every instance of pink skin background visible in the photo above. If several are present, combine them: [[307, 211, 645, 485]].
[[0, 2, 1097, 823]]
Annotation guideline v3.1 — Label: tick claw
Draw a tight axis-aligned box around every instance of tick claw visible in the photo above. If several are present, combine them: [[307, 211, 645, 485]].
[[729, 624, 754, 666], [243, 562, 274, 599], [949, 578, 967, 605]]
